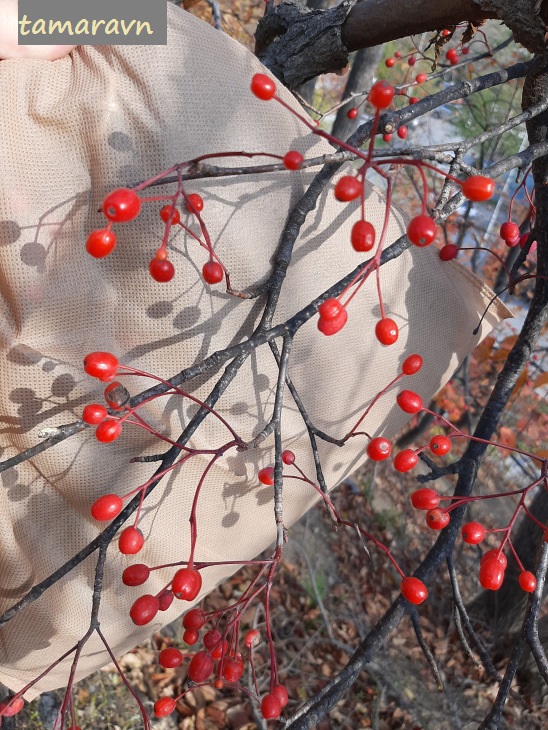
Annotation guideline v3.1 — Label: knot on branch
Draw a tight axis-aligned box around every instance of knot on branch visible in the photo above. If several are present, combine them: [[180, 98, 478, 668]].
[[255, 0, 355, 89], [473, 0, 548, 53]]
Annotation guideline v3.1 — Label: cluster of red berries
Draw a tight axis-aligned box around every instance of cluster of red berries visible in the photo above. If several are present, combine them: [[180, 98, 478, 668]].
[[82, 352, 125, 443]]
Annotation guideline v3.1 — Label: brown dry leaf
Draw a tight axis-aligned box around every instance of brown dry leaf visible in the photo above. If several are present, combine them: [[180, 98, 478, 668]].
[[533, 372, 548, 389]]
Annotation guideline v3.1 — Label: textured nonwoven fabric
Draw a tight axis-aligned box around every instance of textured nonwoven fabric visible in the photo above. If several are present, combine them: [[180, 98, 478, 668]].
[[0, 3, 510, 696]]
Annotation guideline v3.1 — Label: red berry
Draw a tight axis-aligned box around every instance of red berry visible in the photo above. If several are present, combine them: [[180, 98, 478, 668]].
[[183, 629, 199, 645], [441, 29, 451, 37], [159, 647, 183, 668], [211, 638, 229, 661], [203, 629, 222, 652], [91, 494, 123, 521], [272, 684, 289, 708], [222, 657, 244, 683], [429, 435, 452, 455], [368, 80, 395, 109], [82, 403, 107, 425], [130, 594, 160, 626], [154, 697, 176, 718], [318, 308, 348, 336], [258, 467, 275, 486], [103, 188, 141, 223], [172, 567, 202, 601], [95, 420, 122, 443], [375, 318, 399, 345], [84, 352, 119, 382], [396, 390, 423, 414], [104, 381, 129, 409], [160, 205, 181, 225], [334, 175, 362, 202], [416, 73, 427, 83], [86, 228, 117, 258], [446, 48, 458, 62], [183, 608, 207, 631], [461, 46, 470, 54], [519, 233, 530, 249], [318, 298, 343, 320], [244, 629, 260, 648], [261, 694, 282, 720], [122, 563, 150, 587], [186, 193, 204, 214], [408, 56, 416, 66], [519, 571, 536, 593], [283, 151, 304, 170], [393, 449, 419, 472], [461, 175, 495, 202], [411, 488, 440, 510], [118, 526, 145, 555], [394, 52, 401, 59], [351, 220, 376, 252], [367, 437, 392, 461], [400, 577, 428, 605], [461, 521, 485, 544], [439, 244, 458, 261], [500, 221, 519, 242], [385, 57, 395, 67], [150, 258, 175, 283], [407, 215, 437, 247], [481, 550, 507, 569], [397, 125, 408, 140], [426, 508, 450, 530], [250, 73, 276, 101], [282, 449, 295, 465], [159, 590, 174, 611], [479, 557, 505, 590], [188, 651, 214, 683], [402, 353, 423, 375], [383, 133, 393, 142], [346, 108, 358, 119], [449, 55, 459, 65], [0, 697, 24, 717], [202, 261, 224, 284]]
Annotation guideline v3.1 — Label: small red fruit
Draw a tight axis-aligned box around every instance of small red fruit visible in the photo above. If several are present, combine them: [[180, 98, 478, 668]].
[[396, 390, 423, 414], [347, 107, 358, 119], [481, 550, 507, 569], [186, 193, 204, 213], [411, 488, 440, 510], [172, 567, 202, 601], [159, 590, 174, 611], [103, 188, 140, 223], [393, 449, 418, 472], [159, 647, 183, 668], [203, 629, 222, 652], [91, 494, 123, 521], [0, 697, 24, 716], [188, 651, 214, 683], [82, 403, 107, 425], [500, 221, 519, 243], [397, 125, 408, 140], [86, 228, 117, 258], [159, 205, 181, 225], [95, 419, 123, 443], [400, 576, 428, 605], [409, 96, 420, 104], [118, 526, 145, 555], [104, 381, 129, 409], [244, 628, 260, 647], [282, 449, 295, 465], [442, 29, 451, 37], [375, 318, 399, 345], [368, 80, 395, 109], [408, 56, 416, 66], [130, 594, 160, 625], [261, 694, 282, 720], [461, 521, 485, 544], [202, 261, 224, 284], [222, 657, 244, 683], [461, 46, 470, 54], [318, 298, 343, 320], [479, 557, 505, 590], [318, 308, 348, 335], [446, 48, 458, 62], [84, 352, 119, 381], [334, 175, 362, 202], [258, 467, 275, 485], [449, 55, 459, 65], [250, 73, 276, 101], [439, 244, 458, 261], [150, 258, 175, 283], [351, 220, 376, 252], [154, 697, 176, 718], [425, 508, 450, 530], [461, 175, 495, 202], [383, 133, 393, 142], [283, 151, 304, 170], [429, 435, 452, 455], [183, 608, 207, 631], [519, 571, 536, 593], [183, 629, 199, 645], [407, 215, 437, 247], [122, 563, 150, 586], [402, 353, 423, 375], [385, 57, 395, 67], [367, 437, 392, 461], [272, 684, 289, 708], [416, 73, 427, 83]]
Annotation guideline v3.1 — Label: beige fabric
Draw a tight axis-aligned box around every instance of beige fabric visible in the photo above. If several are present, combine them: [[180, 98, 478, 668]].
[[0, 4, 509, 696]]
